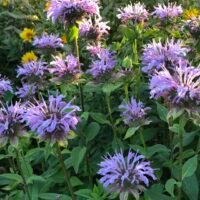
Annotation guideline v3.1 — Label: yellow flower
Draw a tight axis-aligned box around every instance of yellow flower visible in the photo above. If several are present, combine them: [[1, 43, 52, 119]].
[[2, 0, 9, 6], [183, 8, 199, 20], [44, 1, 51, 11], [20, 28, 35, 42], [61, 34, 67, 44], [22, 52, 37, 64]]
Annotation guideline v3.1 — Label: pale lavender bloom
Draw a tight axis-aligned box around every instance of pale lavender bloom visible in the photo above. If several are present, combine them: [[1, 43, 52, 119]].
[[23, 94, 80, 142], [184, 16, 200, 35], [47, 0, 99, 24], [49, 54, 81, 77], [33, 34, 64, 49], [87, 48, 116, 78], [119, 97, 150, 125], [15, 83, 37, 99], [0, 76, 13, 97], [117, 2, 149, 23], [79, 17, 110, 40], [142, 39, 189, 74], [17, 61, 48, 80], [0, 102, 25, 144], [98, 150, 156, 200], [86, 43, 103, 55], [150, 61, 200, 106], [152, 3, 183, 20]]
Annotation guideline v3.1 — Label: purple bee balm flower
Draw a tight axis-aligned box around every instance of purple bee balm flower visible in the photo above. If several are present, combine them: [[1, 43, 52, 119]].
[[79, 17, 110, 40], [17, 61, 48, 80], [98, 150, 156, 200], [152, 3, 183, 20], [150, 61, 200, 106], [49, 54, 81, 77], [0, 102, 25, 145], [86, 43, 103, 55], [119, 97, 150, 126], [184, 16, 200, 36], [0, 75, 13, 97], [15, 83, 37, 99], [87, 48, 116, 78], [33, 33, 64, 49], [117, 2, 149, 23], [47, 0, 99, 24], [142, 39, 189, 74], [23, 94, 80, 142]]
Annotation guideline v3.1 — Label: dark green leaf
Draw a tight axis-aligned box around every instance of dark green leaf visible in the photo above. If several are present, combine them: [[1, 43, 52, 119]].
[[71, 146, 87, 173]]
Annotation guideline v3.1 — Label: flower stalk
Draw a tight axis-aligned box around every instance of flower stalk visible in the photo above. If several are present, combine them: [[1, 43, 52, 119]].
[[15, 148, 31, 200], [56, 144, 76, 200]]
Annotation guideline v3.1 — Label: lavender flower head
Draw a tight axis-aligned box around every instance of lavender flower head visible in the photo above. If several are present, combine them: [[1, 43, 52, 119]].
[[183, 16, 200, 36], [152, 3, 183, 20], [49, 54, 81, 77], [23, 94, 80, 142], [15, 83, 37, 99], [47, 0, 99, 24], [86, 43, 103, 55], [142, 39, 189, 74], [87, 48, 116, 78], [0, 102, 25, 145], [117, 2, 149, 23], [33, 33, 64, 49], [119, 97, 150, 126], [0, 76, 13, 97], [17, 60, 48, 80], [98, 150, 156, 200], [150, 61, 200, 106], [79, 17, 110, 40]]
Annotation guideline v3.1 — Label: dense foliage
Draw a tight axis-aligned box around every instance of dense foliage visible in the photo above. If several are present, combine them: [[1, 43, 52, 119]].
[[0, 0, 200, 200]]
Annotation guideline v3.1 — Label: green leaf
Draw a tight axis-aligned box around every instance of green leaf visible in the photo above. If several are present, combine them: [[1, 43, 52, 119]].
[[124, 127, 140, 139], [165, 179, 177, 197], [70, 176, 83, 187], [182, 156, 198, 180], [71, 146, 87, 173], [102, 82, 123, 96], [145, 184, 175, 200], [27, 175, 46, 184], [0, 174, 22, 183], [90, 112, 111, 125], [156, 102, 168, 122], [169, 124, 180, 134], [182, 174, 199, 200], [85, 122, 100, 143], [146, 144, 170, 158], [39, 193, 71, 200], [68, 25, 79, 42], [75, 189, 92, 198]]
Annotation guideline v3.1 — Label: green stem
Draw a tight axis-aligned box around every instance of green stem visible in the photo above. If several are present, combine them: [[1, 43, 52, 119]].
[[74, 36, 84, 112], [124, 83, 129, 102], [56, 144, 76, 200], [139, 128, 146, 152], [105, 95, 117, 139], [15, 149, 31, 200], [178, 130, 183, 200]]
